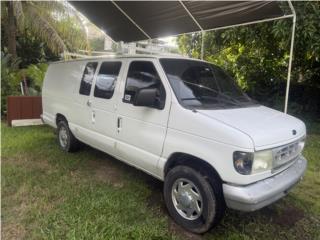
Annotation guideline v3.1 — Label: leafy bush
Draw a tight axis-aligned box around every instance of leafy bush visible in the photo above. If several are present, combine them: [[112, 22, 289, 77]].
[[1, 52, 21, 115], [1, 52, 48, 116]]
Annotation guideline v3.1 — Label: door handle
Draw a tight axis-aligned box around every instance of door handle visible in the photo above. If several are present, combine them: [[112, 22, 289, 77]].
[[92, 110, 95, 123], [117, 117, 122, 133], [87, 100, 92, 107]]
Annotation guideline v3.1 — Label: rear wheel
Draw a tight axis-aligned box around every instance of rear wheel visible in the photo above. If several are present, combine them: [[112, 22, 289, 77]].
[[57, 120, 80, 152], [164, 165, 225, 233]]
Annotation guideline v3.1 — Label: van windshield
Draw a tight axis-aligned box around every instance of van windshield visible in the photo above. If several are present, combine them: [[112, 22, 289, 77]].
[[160, 58, 257, 110]]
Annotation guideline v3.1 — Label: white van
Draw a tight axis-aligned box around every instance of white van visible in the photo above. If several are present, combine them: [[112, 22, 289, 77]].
[[42, 55, 307, 233]]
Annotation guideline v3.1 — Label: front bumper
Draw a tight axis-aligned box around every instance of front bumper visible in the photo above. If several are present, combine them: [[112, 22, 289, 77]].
[[223, 156, 307, 211]]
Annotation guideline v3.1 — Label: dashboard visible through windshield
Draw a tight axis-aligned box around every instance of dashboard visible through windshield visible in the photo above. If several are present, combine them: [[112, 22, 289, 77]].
[[160, 58, 257, 110]]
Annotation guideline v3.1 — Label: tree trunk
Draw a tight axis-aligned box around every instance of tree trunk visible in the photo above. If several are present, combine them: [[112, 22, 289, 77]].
[[7, 1, 17, 59]]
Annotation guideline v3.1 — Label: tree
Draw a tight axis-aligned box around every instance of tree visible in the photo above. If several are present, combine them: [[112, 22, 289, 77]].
[[273, 1, 320, 88], [1, 0, 88, 59], [6, 1, 17, 59]]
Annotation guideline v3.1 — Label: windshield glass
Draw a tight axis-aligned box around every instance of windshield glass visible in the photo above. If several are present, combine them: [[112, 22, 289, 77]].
[[160, 58, 257, 110]]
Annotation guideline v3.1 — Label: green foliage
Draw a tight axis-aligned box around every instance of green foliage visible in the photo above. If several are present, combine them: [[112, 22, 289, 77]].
[[89, 37, 105, 51], [15, 29, 60, 68], [273, 1, 320, 88], [1, 52, 48, 115], [177, 2, 320, 115], [1, 18, 61, 67], [24, 63, 48, 89], [1, 52, 22, 115], [177, 34, 202, 59]]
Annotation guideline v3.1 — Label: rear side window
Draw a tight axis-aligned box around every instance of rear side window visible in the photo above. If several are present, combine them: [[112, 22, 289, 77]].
[[124, 61, 165, 107], [94, 62, 122, 99], [79, 62, 98, 96]]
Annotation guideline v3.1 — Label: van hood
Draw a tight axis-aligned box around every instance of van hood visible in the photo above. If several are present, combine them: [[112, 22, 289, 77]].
[[197, 106, 306, 148]]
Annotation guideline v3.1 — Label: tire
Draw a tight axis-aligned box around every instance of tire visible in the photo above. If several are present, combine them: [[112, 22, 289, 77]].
[[57, 120, 80, 152], [164, 165, 225, 233]]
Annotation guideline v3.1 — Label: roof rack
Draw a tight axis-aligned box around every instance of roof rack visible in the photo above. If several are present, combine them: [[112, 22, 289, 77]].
[[63, 51, 116, 59], [63, 41, 182, 59]]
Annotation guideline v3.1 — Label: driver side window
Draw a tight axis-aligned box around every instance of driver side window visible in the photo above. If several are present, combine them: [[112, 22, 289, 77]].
[[123, 61, 165, 108]]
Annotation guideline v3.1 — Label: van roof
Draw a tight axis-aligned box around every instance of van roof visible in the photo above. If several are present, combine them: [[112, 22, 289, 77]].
[[50, 54, 205, 64]]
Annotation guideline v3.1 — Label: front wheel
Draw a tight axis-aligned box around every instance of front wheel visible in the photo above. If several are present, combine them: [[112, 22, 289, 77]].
[[164, 166, 225, 233]]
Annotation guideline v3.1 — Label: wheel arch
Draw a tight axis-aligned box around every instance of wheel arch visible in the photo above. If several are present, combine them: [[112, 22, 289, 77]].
[[164, 152, 223, 184], [56, 113, 68, 127]]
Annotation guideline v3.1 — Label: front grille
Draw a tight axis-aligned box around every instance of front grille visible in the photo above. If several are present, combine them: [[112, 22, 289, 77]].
[[272, 139, 303, 170]]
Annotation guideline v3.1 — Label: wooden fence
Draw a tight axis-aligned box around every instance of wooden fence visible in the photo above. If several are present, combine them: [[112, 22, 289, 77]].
[[7, 96, 42, 126]]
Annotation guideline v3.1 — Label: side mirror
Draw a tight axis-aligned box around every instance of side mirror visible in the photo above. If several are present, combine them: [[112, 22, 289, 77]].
[[133, 88, 160, 109]]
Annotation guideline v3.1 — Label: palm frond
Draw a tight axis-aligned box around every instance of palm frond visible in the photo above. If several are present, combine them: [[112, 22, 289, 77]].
[[28, 0, 89, 52], [24, 4, 67, 54], [29, 0, 68, 16], [70, 10, 90, 51], [4, 0, 90, 55]]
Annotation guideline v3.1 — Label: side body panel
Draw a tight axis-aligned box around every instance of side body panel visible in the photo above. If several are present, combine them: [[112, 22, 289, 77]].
[[42, 58, 172, 180], [42, 61, 88, 127]]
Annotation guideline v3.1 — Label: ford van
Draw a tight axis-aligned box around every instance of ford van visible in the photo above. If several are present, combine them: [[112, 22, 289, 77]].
[[42, 55, 307, 233]]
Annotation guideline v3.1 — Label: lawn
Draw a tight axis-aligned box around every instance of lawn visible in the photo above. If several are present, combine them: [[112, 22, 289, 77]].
[[1, 120, 320, 240]]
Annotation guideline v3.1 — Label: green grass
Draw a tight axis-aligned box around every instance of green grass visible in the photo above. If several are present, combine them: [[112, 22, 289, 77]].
[[1, 121, 320, 240]]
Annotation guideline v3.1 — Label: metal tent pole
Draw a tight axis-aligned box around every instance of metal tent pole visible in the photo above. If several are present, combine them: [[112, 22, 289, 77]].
[[284, 0, 296, 113], [179, 1, 204, 59], [201, 31, 205, 60]]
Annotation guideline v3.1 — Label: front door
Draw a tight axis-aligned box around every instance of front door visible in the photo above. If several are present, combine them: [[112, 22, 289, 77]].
[[116, 59, 171, 176]]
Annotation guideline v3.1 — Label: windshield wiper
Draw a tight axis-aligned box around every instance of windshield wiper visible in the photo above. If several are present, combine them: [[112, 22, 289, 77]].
[[182, 80, 243, 106], [180, 96, 240, 108]]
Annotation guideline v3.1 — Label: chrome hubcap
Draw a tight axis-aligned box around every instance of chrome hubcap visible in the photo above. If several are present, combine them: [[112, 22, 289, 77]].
[[59, 126, 68, 148], [171, 178, 203, 220]]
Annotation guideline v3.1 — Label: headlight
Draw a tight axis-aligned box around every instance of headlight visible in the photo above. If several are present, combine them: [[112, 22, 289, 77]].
[[233, 151, 253, 175], [252, 150, 273, 174], [233, 150, 273, 175]]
